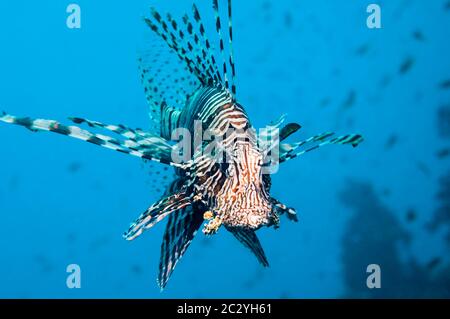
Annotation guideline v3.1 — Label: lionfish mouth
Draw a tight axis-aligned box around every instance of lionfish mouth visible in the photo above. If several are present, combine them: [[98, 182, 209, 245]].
[[227, 208, 271, 229], [246, 212, 270, 229]]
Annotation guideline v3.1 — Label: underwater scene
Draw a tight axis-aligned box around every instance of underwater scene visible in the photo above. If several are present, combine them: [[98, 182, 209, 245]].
[[0, 0, 449, 298]]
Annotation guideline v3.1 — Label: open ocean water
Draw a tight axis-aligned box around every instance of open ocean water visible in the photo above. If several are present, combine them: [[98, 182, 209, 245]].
[[0, 0, 449, 298]]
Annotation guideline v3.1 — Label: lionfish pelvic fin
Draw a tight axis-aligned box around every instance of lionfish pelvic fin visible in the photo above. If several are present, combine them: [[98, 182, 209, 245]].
[[158, 205, 204, 289], [227, 227, 269, 267], [123, 190, 193, 241]]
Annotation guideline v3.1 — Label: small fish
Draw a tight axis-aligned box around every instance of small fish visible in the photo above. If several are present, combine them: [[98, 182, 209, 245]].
[[439, 79, 450, 90], [427, 257, 442, 270], [284, 12, 293, 29], [262, 1, 271, 11], [384, 134, 398, 150], [382, 188, 391, 197], [0, 0, 363, 289], [131, 265, 143, 275], [436, 148, 450, 159], [399, 56, 415, 75], [33, 254, 53, 273], [445, 1, 450, 10], [89, 236, 110, 252], [67, 162, 82, 173], [416, 161, 431, 176], [379, 74, 392, 88], [412, 30, 425, 42], [66, 232, 77, 243], [320, 97, 331, 108], [437, 105, 450, 138], [405, 209, 417, 222], [341, 90, 356, 109], [355, 43, 370, 56]]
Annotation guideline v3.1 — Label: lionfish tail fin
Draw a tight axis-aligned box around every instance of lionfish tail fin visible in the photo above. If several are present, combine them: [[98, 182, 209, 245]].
[[158, 207, 204, 289], [280, 132, 364, 163], [0, 112, 182, 167], [123, 191, 192, 241], [227, 227, 269, 267]]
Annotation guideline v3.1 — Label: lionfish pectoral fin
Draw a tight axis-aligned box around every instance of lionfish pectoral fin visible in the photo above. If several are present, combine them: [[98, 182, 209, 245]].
[[271, 198, 298, 222], [259, 116, 301, 159], [158, 206, 204, 290], [123, 191, 191, 241], [280, 123, 302, 141], [0, 112, 183, 167], [227, 227, 269, 267], [280, 132, 364, 163]]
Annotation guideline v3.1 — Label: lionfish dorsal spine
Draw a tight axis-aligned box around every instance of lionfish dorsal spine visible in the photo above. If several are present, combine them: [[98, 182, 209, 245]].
[[226, 0, 236, 96], [179, 13, 212, 83], [212, 0, 230, 93], [145, 10, 206, 85], [142, 0, 238, 109], [191, 3, 223, 84]]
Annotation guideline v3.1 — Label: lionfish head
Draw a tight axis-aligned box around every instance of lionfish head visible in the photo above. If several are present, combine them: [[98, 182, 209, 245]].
[[216, 142, 273, 230]]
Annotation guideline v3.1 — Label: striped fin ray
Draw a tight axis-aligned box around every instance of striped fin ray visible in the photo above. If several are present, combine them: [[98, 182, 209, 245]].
[[160, 102, 182, 140], [148, 6, 220, 87], [123, 190, 192, 241], [67, 116, 178, 162], [279, 132, 364, 163], [192, 4, 223, 84], [0, 112, 180, 166], [227, 0, 236, 96], [227, 227, 269, 267], [68, 116, 154, 142], [179, 13, 214, 83], [138, 46, 199, 134], [144, 10, 206, 85], [158, 206, 204, 289], [212, 0, 230, 93], [137, 46, 164, 132]]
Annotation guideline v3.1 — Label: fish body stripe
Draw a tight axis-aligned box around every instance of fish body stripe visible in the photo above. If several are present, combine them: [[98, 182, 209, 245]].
[[178, 86, 234, 132]]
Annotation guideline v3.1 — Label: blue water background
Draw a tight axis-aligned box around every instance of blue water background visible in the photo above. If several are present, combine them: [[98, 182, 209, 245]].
[[0, 0, 449, 298]]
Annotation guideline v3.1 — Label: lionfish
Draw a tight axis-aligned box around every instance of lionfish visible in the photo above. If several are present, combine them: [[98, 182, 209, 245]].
[[0, 0, 363, 289]]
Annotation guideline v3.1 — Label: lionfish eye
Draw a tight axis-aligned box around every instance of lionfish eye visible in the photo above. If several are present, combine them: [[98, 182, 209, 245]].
[[220, 162, 229, 172]]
